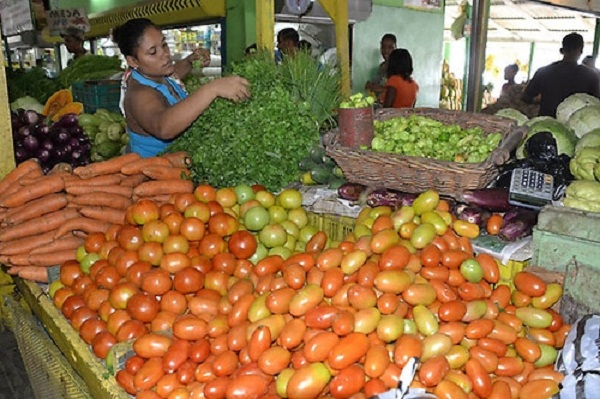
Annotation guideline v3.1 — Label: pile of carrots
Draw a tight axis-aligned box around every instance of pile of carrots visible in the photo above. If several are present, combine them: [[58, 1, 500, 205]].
[[0, 152, 194, 282]]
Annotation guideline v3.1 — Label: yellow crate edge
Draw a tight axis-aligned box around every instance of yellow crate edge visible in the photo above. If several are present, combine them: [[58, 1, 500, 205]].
[[15, 278, 130, 399]]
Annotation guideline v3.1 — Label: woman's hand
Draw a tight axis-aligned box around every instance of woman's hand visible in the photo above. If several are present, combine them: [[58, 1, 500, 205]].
[[209, 76, 251, 103], [188, 48, 211, 67]]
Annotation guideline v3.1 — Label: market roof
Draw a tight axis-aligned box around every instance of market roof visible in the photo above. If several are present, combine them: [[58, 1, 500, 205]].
[[444, 0, 598, 44]]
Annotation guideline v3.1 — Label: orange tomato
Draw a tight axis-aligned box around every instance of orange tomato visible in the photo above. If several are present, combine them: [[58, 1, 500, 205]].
[[438, 321, 466, 345], [378, 245, 411, 270], [430, 279, 458, 303], [511, 290, 532, 307], [495, 356, 524, 377], [328, 332, 369, 370], [514, 271, 547, 297], [514, 337, 542, 363], [453, 220, 480, 238], [478, 337, 508, 357], [438, 300, 467, 322], [519, 379, 559, 399], [490, 284, 511, 309], [465, 358, 492, 398], [465, 319, 494, 339], [394, 334, 422, 368], [418, 356, 450, 387], [441, 250, 471, 269], [420, 244, 442, 268], [488, 380, 511, 399], [486, 214, 503, 235], [475, 253, 500, 284], [469, 346, 498, 373]]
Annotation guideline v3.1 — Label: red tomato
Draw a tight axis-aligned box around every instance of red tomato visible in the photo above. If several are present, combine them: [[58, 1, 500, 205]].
[[514, 271, 546, 297], [328, 332, 369, 370], [329, 364, 366, 398], [418, 355, 450, 387], [465, 358, 492, 398]]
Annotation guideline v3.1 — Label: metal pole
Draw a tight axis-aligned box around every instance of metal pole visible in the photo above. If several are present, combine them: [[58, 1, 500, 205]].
[[592, 19, 600, 59], [465, 0, 490, 112], [527, 42, 535, 82]]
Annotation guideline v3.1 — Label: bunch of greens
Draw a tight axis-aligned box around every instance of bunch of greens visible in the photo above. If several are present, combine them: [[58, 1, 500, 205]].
[[6, 67, 61, 104], [167, 50, 340, 192], [58, 55, 123, 88], [371, 115, 503, 163]]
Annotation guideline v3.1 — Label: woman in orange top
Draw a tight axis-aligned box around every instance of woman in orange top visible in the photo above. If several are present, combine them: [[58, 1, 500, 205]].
[[382, 49, 419, 108]]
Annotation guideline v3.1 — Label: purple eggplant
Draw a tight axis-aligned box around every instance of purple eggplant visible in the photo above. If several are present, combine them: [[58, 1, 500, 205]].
[[20, 109, 41, 126], [338, 183, 367, 202], [498, 208, 538, 241], [455, 204, 491, 227], [460, 187, 512, 212], [366, 189, 417, 209]]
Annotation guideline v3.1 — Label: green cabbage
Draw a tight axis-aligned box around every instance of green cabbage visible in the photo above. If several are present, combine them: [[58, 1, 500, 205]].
[[556, 93, 600, 124], [495, 108, 529, 126], [566, 104, 600, 138], [576, 129, 600, 153], [516, 118, 577, 159], [10, 96, 43, 114]]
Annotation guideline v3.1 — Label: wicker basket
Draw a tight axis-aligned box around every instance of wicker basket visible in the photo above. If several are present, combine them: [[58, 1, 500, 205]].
[[325, 108, 526, 198]]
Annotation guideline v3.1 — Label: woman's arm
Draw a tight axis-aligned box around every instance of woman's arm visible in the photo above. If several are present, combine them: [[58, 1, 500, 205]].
[[173, 48, 211, 81], [382, 86, 396, 108], [127, 75, 250, 140]]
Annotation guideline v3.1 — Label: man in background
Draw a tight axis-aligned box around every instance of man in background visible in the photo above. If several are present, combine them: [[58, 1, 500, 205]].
[[275, 28, 300, 63], [365, 33, 397, 101], [61, 27, 87, 65], [523, 32, 600, 117]]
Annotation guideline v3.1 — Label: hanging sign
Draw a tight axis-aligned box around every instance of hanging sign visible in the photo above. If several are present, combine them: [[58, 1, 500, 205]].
[[46, 8, 90, 36], [0, 0, 34, 36]]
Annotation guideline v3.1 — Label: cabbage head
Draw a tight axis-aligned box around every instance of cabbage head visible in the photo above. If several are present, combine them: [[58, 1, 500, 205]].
[[566, 104, 600, 138], [556, 93, 600, 124], [495, 108, 529, 126], [10, 96, 43, 114], [525, 116, 554, 127], [575, 129, 600, 153], [516, 118, 577, 159]]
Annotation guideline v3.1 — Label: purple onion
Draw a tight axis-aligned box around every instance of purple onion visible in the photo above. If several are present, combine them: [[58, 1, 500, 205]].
[[22, 135, 39, 152]]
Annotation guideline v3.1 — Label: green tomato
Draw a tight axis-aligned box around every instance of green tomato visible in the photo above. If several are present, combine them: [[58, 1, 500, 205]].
[[244, 206, 270, 231], [460, 259, 484, 283]]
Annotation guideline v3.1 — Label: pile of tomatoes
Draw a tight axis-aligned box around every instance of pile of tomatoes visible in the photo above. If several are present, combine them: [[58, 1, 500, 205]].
[[51, 185, 569, 399]]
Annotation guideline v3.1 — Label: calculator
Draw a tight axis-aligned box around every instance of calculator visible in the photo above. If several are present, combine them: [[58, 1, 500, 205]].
[[508, 168, 554, 210]]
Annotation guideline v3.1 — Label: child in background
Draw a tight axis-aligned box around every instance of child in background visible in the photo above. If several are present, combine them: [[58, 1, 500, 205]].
[[381, 48, 419, 108]]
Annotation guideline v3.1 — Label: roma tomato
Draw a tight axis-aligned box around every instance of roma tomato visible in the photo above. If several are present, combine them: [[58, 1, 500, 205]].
[[514, 271, 546, 297], [329, 364, 366, 398], [328, 332, 369, 370], [418, 355, 450, 387]]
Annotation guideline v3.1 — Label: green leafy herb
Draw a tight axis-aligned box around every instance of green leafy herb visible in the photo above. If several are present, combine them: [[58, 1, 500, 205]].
[[167, 50, 340, 192], [58, 55, 123, 88]]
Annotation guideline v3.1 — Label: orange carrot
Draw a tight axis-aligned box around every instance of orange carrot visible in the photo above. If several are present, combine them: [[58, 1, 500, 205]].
[[17, 266, 49, 282], [6, 253, 30, 266], [0, 208, 79, 241], [120, 156, 172, 175], [64, 174, 123, 188], [53, 217, 111, 239], [28, 249, 77, 267], [120, 173, 149, 188], [2, 193, 68, 226], [6, 266, 23, 276], [133, 179, 194, 198], [73, 152, 141, 179], [0, 158, 41, 194], [15, 168, 49, 187], [1, 174, 65, 208], [66, 184, 133, 197], [141, 165, 191, 180], [163, 151, 192, 168], [30, 235, 84, 255], [69, 192, 131, 209], [148, 194, 173, 205], [0, 231, 56, 256], [78, 206, 126, 225]]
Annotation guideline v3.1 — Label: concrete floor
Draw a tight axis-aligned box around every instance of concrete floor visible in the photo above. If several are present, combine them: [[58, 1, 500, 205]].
[[0, 327, 34, 399]]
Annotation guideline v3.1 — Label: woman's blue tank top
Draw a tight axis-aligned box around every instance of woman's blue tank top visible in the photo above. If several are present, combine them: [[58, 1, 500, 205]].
[[127, 69, 188, 158]]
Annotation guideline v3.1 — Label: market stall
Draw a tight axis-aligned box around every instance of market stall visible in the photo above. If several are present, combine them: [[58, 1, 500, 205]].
[[2, 1, 600, 399]]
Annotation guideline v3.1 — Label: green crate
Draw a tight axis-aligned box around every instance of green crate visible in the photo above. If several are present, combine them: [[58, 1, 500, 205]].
[[72, 80, 121, 114]]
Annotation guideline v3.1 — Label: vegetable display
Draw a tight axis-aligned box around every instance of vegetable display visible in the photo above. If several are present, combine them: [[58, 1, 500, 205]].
[[298, 143, 346, 189], [42, 186, 568, 398], [11, 109, 92, 174], [0, 152, 193, 281], [167, 50, 340, 192], [58, 55, 123, 89], [370, 115, 503, 163]]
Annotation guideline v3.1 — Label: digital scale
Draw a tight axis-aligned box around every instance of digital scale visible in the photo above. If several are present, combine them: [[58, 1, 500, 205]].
[[508, 168, 554, 210]]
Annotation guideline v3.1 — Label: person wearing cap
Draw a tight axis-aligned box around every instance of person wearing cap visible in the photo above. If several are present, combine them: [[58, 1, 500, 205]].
[[523, 32, 600, 117], [61, 27, 87, 64]]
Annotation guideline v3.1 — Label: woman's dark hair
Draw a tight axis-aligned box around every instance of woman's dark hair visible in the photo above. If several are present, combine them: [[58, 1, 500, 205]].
[[112, 18, 157, 57], [387, 48, 413, 81], [381, 33, 397, 45]]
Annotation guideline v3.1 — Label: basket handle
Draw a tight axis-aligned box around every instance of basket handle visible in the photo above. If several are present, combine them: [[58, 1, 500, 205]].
[[489, 125, 526, 166]]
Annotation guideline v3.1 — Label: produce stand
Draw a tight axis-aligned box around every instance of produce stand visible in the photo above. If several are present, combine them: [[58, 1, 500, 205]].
[[6, 277, 129, 399]]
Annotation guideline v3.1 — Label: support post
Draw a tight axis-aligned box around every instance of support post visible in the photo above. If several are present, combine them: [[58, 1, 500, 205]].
[[0, 43, 15, 178], [255, 0, 275, 54], [317, 0, 351, 98], [465, 0, 490, 112]]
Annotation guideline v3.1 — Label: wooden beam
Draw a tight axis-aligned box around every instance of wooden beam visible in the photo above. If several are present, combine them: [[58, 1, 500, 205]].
[[318, 0, 351, 97]]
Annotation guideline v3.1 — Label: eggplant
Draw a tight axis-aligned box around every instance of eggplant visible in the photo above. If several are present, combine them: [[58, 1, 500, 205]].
[[18, 125, 33, 138], [455, 204, 491, 227], [34, 124, 50, 139], [20, 109, 41, 126], [53, 113, 79, 129], [499, 208, 538, 241], [338, 183, 367, 202], [22, 135, 39, 152], [11, 112, 23, 132], [459, 187, 512, 212], [366, 188, 417, 209], [14, 147, 31, 163]]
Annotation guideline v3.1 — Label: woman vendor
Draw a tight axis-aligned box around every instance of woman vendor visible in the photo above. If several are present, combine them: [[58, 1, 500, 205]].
[[113, 18, 250, 158]]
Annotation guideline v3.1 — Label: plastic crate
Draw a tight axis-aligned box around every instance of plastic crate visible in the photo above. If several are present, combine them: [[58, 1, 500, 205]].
[[72, 80, 121, 114], [307, 211, 355, 242]]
